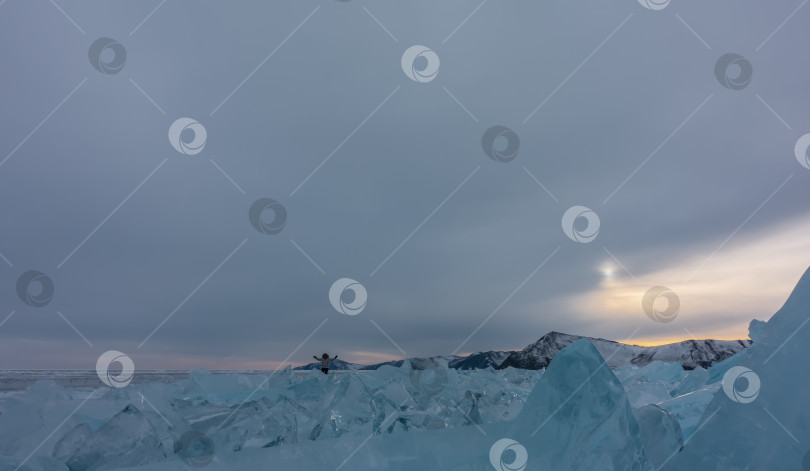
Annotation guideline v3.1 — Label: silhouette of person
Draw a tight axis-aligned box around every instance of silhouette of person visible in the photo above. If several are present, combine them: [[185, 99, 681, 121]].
[[314, 353, 337, 374]]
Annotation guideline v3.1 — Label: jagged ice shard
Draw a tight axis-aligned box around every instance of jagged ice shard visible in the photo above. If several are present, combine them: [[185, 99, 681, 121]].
[[662, 266, 810, 470]]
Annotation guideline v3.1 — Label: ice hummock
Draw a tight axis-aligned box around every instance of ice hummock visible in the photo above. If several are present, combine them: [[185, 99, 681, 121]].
[[662, 266, 810, 470], [11, 261, 810, 470], [0, 339, 748, 470], [54, 404, 166, 470], [0, 339, 708, 471], [506, 339, 652, 470], [634, 404, 683, 469]]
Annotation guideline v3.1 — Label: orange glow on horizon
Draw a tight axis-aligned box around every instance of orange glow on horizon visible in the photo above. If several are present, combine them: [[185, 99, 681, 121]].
[[547, 214, 810, 354], [623, 333, 750, 347]]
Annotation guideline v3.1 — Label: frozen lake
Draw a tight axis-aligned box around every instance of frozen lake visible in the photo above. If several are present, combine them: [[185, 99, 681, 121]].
[[0, 369, 362, 391]]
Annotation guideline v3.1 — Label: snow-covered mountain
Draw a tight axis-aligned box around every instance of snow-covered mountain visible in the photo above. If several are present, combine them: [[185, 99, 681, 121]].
[[293, 356, 464, 371], [294, 353, 510, 371], [498, 331, 751, 370], [294, 332, 748, 372], [295, 332, 749, 371], [450, 350, 513, 370], [359, 355, 462, 371]]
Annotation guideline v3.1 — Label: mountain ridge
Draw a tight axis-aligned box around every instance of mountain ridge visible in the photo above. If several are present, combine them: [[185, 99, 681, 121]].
[[498, 331, 750, 370], [295, 331, 751, 371]]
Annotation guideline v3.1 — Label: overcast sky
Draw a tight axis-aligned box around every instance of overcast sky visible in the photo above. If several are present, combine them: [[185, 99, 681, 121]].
[[1, 0, 809, 370]]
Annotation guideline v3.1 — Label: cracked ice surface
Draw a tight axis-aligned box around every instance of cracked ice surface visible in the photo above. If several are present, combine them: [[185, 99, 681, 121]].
[[0, 348, 723, 471]]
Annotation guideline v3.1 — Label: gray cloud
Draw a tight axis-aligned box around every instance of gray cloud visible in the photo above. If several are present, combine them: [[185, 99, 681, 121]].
[[1, 1, 809, 369]]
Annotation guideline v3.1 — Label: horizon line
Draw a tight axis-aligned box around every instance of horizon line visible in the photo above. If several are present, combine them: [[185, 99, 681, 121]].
[[0, 332, 753, 371]]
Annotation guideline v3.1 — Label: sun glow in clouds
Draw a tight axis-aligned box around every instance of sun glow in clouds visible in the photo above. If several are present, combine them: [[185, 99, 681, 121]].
[[600, 263, 616, 279], [569, 215, 810, 344]]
